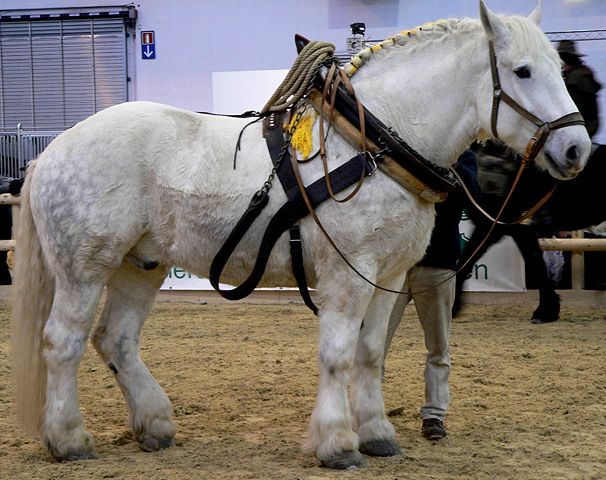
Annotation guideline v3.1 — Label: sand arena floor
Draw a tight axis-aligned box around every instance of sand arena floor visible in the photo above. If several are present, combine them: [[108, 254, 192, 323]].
[[0, 298, 604, 479]]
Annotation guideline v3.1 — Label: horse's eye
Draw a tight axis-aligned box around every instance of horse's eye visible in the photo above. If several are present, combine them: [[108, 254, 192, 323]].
[[514, 66, 531, 79]]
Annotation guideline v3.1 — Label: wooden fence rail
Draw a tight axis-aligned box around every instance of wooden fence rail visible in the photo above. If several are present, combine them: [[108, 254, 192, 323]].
[[0, 193, 20, 206], [1, 194, 20, 253], [538, 238, 606, 251]]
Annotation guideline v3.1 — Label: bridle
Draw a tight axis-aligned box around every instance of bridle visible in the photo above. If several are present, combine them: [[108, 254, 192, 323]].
[[456, 40, 586, 228], [488, 40, 585, 166], [451, 39, 587, 282]]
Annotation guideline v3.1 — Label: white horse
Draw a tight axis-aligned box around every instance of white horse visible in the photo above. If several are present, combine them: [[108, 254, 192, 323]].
[[11, 1, 590, 469]]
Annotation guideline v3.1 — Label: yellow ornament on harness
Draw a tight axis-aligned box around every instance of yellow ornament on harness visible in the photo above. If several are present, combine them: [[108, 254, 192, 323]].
[[288, 108, 317, 159]]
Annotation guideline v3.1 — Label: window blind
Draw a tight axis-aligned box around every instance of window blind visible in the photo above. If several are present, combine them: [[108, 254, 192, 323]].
[[0, 15, 128, 129]]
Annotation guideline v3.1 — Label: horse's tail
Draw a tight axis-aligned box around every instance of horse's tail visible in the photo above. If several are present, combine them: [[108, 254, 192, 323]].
[[11, 160, 54, 436]]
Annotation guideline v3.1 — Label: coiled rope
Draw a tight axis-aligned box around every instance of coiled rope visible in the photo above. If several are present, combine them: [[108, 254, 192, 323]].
[[261, 41, 335, 113]]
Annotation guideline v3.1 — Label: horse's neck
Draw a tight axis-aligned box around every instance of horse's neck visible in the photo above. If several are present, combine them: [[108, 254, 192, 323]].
[[351, 29, 486, 167]]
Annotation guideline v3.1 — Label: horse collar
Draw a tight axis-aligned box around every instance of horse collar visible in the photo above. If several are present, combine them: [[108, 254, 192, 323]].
[[310, 67, 459, 201]]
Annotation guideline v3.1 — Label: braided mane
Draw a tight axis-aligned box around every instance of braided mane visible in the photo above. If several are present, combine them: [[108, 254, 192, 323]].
[[345, 13, 559, 77], [344, 19, 474, 77]]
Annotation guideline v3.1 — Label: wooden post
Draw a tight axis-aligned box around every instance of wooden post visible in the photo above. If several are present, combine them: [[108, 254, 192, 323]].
[[570, 231, 584, 289]]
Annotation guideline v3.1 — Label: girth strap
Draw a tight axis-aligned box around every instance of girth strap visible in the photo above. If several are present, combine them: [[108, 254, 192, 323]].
[[208, 152, 369, 305]]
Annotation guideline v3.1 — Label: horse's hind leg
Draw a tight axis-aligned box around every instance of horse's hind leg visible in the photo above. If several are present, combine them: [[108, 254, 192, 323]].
[[351, 275, 404, 458], [42, 279, 105, 461], [511, 227, 560, 324], [92, 261, 175, 451]]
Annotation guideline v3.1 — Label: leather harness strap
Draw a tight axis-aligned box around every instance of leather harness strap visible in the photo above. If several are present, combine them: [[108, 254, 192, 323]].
[[314, 65, 459, 196], [265, 112, 319, 314], [208, 113, 373, 314], [308, 90, 448, 203], [451, 161, 557, 226], [488, 40, 585, 162], [318, 62, 369, 203], [451, 41, 587, 280]]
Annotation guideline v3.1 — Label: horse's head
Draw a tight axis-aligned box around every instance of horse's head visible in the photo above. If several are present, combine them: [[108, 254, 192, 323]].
[[477, 0, 591, 180]]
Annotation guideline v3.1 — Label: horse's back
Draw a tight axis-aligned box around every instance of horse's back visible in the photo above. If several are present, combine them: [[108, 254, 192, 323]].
[[27, 102, 256, 276]]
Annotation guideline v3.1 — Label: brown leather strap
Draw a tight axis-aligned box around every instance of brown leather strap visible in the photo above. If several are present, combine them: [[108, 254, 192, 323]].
[[309, 90, 447, 202], [316, 61, 367, 203], [488, 40, 585, 153], [451, 162, 557, 226]]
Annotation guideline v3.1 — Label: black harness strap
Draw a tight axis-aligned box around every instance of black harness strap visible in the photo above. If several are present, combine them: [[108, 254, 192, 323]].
[[289, 225, 318, 315], [208, 150, 369, 308], [264, 113, 320, 314]]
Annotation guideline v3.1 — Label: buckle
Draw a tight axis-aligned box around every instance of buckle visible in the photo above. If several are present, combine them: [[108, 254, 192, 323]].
[[364, 152, 378, 175], [289, 225, 302, 243], [364, 150, 386, 175]]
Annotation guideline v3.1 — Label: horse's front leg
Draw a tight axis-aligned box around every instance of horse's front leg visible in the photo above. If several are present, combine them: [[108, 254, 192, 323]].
[[303, 267, 376, 469], [351, 273, 405, 457]]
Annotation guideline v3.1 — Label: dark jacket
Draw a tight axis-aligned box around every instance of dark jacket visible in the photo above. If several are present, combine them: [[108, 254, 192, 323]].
[[419, 149, 479, 270], [564, 64, 602, 138]]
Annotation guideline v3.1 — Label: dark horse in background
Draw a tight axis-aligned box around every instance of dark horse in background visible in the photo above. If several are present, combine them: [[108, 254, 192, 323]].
[[454, 142, 606, 324]]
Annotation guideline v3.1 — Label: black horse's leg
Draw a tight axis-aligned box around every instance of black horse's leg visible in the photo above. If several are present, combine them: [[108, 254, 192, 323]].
[[453, 222, 505, 317], [0, 206, 12, 285], [510, 226, 560, 324]]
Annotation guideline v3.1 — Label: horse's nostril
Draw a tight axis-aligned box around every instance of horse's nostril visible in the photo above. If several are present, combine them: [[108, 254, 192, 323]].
[[566, 145, 579, 162]]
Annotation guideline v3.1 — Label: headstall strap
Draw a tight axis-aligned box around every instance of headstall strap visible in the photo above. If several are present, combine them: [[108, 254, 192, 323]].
[[478, 39, 587, 228], [488, 40, 585, 162], [453, 39, 588, 278]]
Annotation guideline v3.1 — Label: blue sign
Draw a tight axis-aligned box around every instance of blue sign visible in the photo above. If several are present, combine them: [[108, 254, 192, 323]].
[[141, 30, 156, 60], [142, 43, 156, 59]]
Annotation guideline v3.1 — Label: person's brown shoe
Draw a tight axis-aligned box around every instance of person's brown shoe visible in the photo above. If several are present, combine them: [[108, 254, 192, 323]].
[[422, 418, 447, 440]]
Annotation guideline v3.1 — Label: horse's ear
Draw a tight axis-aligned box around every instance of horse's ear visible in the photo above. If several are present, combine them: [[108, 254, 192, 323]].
[[528, 0, 542, 25], [295, 34, 310, 54], [479, 0, 511, 50]]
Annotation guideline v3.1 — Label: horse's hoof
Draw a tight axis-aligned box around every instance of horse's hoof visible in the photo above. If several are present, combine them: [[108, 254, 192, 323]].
[[359, 438, 403, 457], [137, 435, 175, 452], [59, 451, 98, 462], [531, 317, 558, 324], [49, 447, 98, 462], [320, 450, 367, 469], [45, 432, 97, 462]]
